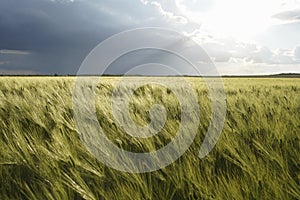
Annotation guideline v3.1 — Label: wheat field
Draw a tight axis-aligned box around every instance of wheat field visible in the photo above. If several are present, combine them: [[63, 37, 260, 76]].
[[0, 77, 299, 199]]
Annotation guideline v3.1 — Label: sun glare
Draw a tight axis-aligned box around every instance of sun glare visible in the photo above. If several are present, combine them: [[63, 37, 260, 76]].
[[200, 0, 283, 40]]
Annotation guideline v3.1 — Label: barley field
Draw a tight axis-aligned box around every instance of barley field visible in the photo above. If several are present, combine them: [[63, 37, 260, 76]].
[[0, 77, 299, 199]]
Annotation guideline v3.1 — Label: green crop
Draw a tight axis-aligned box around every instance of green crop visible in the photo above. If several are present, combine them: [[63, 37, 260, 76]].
[[0, 77, 299, 199]]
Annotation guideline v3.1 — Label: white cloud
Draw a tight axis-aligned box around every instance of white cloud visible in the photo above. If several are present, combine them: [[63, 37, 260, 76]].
[[198, 37, 300, 65], [272, 48, 294, 64], [216, 62, 300, 75], [201, 41, 232, 62], [247, 47, 273, 64], [0, 49, 31, 55], [294, 46, 300, 59], [272, 9, 300, 22], [142, 1, 188, 24]]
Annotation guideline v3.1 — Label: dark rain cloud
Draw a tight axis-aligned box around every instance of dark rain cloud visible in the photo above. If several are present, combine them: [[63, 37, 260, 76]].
[[0, 0, 195, 74]]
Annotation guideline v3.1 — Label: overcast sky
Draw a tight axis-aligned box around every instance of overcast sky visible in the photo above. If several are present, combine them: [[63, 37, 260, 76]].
[[0, 0, 300, 75]]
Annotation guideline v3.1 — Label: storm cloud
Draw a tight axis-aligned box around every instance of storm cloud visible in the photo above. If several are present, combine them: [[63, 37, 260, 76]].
[[0, 0, 195, 74]]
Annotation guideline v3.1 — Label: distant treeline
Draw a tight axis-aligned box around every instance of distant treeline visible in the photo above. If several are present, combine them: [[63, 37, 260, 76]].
[[0, 73, 300, 78]]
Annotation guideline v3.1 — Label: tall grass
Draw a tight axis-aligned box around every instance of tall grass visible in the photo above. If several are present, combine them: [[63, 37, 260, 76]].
[[0, 77, 299, 199]]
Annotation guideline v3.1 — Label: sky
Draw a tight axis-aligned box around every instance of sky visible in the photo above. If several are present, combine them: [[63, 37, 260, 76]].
[[0, 0, 300, 75]]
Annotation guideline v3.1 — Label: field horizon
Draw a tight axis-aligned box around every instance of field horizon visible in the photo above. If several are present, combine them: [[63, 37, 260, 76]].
[[0, 73, 300, 78]]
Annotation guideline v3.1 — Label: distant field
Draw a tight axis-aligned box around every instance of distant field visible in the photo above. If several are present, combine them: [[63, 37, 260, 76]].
[[0, 77, 299, 200]]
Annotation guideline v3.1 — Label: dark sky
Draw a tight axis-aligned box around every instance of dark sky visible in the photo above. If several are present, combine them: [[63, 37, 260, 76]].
[[0, 0, 131, 74], [0, 0, 299, 75], [0, 0, 195, 75]]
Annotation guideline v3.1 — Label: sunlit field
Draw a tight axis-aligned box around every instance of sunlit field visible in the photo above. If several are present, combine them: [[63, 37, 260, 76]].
[[0, 77, 299, 199]]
